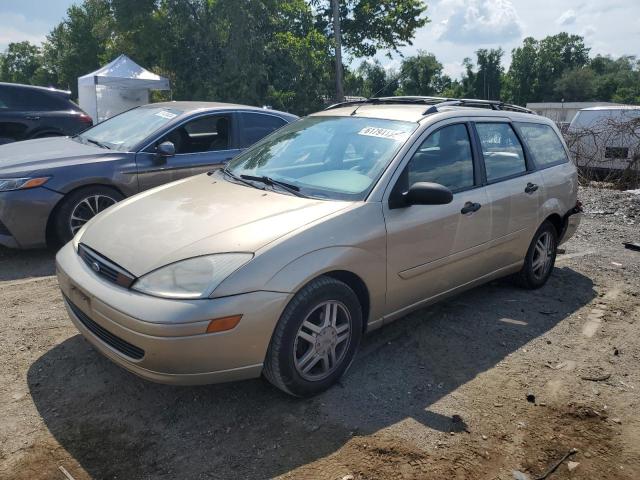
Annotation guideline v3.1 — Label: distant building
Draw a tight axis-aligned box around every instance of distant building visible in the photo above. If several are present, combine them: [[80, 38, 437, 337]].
[[526, 101, 624, 124]]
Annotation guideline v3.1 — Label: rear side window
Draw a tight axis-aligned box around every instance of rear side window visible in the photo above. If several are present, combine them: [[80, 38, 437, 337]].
[[407, 123, 475, 191], [239, 112, 287, 147], [0, 86, 69, 111], [0, 86, 17, 109], [476, 123, 526, 182], [516, 122, 568, 168]]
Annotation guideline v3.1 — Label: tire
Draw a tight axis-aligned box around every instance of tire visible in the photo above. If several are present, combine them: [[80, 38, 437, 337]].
[[514, 220, 558, 289], [53, 186, 124, 245], [263, 276, 363, 397]]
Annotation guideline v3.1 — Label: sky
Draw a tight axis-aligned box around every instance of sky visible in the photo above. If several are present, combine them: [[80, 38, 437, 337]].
[[1, 0, 639, 79]]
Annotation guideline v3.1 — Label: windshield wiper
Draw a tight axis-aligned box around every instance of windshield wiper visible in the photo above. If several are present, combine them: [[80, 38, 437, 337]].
[[85, 138, 111, 150], [220, 168, 265, 190], [240, 174, 308, 198]]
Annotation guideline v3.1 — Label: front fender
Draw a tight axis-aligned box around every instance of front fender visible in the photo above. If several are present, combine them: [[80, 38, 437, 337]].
[[263, 246, 386, 326]]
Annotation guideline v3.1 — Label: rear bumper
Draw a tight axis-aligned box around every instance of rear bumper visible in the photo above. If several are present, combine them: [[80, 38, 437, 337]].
[[559, 206, 582, 245], [0, 187, 62, 248], [55, 242, 292, 385]]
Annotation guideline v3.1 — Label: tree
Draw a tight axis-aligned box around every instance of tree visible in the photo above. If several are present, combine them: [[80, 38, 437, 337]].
[[0, 41, 46, 85], [505, 33, 590, 104], [355, 60, 397, 97], [554, 68, 596, 101], [474, 48, 503, 100], [396, 51, 446, 96], [40, 0, 114, 94], [536, 33, 590, 101], [312, 0, 429, 99]]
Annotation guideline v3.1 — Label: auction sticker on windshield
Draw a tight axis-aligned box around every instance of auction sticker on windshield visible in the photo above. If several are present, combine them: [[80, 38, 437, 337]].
[[358, 126, 410, 141], [155, 110, 178, 120]]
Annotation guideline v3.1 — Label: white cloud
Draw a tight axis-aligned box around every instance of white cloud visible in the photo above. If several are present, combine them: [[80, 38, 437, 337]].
[[0, 13, 49, 51], [437, 0, 524, 45], [556, 9, 577, 26]]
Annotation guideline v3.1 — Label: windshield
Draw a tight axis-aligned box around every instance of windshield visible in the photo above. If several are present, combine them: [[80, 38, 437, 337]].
[[75, 106, 183, 151], [226, 116, 417, 200]]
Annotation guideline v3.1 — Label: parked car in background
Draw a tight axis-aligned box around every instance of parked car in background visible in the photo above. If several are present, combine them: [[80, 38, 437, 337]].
[[0, 101, 297, 248], [55, 96, 582, 397], [0, 82, 93, 144], [567, 105, 640, 173]]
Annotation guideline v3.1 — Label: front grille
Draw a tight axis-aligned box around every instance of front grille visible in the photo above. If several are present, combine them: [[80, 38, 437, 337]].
[[0, 220, 11, 236], [65, 295, 145, 360], [78, 244, 136, 288]]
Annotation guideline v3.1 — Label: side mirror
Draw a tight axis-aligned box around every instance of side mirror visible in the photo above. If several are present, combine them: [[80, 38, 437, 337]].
[[156, 141, 175, 157], [406, 182, 453, 206]]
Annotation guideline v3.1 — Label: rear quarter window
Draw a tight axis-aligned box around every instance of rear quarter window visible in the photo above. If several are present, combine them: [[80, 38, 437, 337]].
[[516, 122, 568, 168], [8, 87, 70, 111], [239, 112, 287, 148]]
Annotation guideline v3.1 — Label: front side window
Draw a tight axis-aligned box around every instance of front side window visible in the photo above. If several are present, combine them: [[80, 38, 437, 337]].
[[159, 114, 232, 154], [476, 123, 527, 182], [227, 116, 417, 200], [75, 106, 184, 151], [516, 122, 568, 167], [240, 112, 287, 147], [406, 123, 475, 192]]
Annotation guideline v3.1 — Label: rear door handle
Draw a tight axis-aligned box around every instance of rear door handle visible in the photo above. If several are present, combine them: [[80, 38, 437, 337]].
[[461, 202, 481, 214], [25, 115, 40, 121], [525, 182, 539, 194]]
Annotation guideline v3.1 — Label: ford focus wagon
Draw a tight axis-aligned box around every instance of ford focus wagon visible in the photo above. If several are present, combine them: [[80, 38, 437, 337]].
[[56, 97, 582, 397]]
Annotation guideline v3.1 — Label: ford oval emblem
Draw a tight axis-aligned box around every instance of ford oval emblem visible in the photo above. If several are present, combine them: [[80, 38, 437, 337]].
[[91, 261, 100, 273]]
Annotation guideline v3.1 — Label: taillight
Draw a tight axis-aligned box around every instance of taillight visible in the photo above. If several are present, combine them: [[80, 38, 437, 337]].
[[79, 114, 93, 125]]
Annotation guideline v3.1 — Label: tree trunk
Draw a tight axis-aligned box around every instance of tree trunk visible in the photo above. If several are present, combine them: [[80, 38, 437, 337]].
[[331, 0, 344, 102]]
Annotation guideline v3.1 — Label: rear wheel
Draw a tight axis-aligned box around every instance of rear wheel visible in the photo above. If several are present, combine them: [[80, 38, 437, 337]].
[[263, 276, 363, 397], [515, 220, 558, 289], [53, 186, 123, 245]]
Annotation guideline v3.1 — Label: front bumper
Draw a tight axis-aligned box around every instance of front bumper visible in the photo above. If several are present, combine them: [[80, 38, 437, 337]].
[[0, 187, 63, 248], [55, 242, 292, 385]]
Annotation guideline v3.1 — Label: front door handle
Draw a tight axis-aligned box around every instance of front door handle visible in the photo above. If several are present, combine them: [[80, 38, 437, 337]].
[[461, 202, 481, 214], [25, 115, 40, 121], [525, 182, 539, 194]]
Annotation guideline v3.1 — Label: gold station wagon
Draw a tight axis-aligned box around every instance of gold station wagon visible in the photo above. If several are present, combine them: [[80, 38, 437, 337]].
[[56, 97, 582, 397]]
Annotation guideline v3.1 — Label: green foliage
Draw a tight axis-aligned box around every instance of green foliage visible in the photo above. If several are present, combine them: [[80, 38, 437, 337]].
[[505, 33, 591, 104], [311, 0, 429, 57], [0, 41, 51, 85], [396, 50, 449, 96], [351, 59, 397, 97], [2, 1, 640, 112]]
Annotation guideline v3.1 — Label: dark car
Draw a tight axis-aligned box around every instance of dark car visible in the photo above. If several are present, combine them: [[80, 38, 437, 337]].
[[0, 82, 93, 144], [0, 101, 297, 249]]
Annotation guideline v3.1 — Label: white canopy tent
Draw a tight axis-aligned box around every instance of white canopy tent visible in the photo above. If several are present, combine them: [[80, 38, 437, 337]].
[[78, 54, 170, 123]]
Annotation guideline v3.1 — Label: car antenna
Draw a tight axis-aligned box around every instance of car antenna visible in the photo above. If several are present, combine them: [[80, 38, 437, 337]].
[[350, 67, 406, 116]]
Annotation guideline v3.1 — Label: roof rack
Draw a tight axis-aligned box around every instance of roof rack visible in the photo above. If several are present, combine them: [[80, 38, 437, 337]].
[[323, 96, 535, 115]]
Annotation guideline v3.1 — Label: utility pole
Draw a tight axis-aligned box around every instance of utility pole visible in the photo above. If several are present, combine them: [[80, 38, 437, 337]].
[[332, 0, 344, 102]]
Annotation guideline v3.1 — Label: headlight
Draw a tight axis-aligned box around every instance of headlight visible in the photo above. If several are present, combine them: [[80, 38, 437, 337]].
[[132, 253, 253, 299], [0, 177, 50, 192]]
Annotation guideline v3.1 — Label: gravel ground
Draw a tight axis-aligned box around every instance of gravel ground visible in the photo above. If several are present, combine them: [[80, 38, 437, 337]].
[[1, 185, 639, 480]]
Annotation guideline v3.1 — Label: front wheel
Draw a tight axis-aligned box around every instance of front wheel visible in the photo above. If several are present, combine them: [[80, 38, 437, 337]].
[[53, 186, 124, 245], [263, 276, 363, 397], [515, 220, 558, 289]]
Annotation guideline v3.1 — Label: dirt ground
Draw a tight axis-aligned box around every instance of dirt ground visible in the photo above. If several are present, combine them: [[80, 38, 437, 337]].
[[1, 184, 639, 480]]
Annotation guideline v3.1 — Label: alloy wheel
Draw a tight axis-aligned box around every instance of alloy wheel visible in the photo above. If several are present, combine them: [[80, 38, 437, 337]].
[[69, 194, 117, 235], [531, 231, 555, 280], [293, 301, 352, 381]]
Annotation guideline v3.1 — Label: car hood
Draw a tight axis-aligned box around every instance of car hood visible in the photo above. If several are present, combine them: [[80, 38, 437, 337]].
[[79, 173, 350, 277], [0, 137, 108, 175]]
